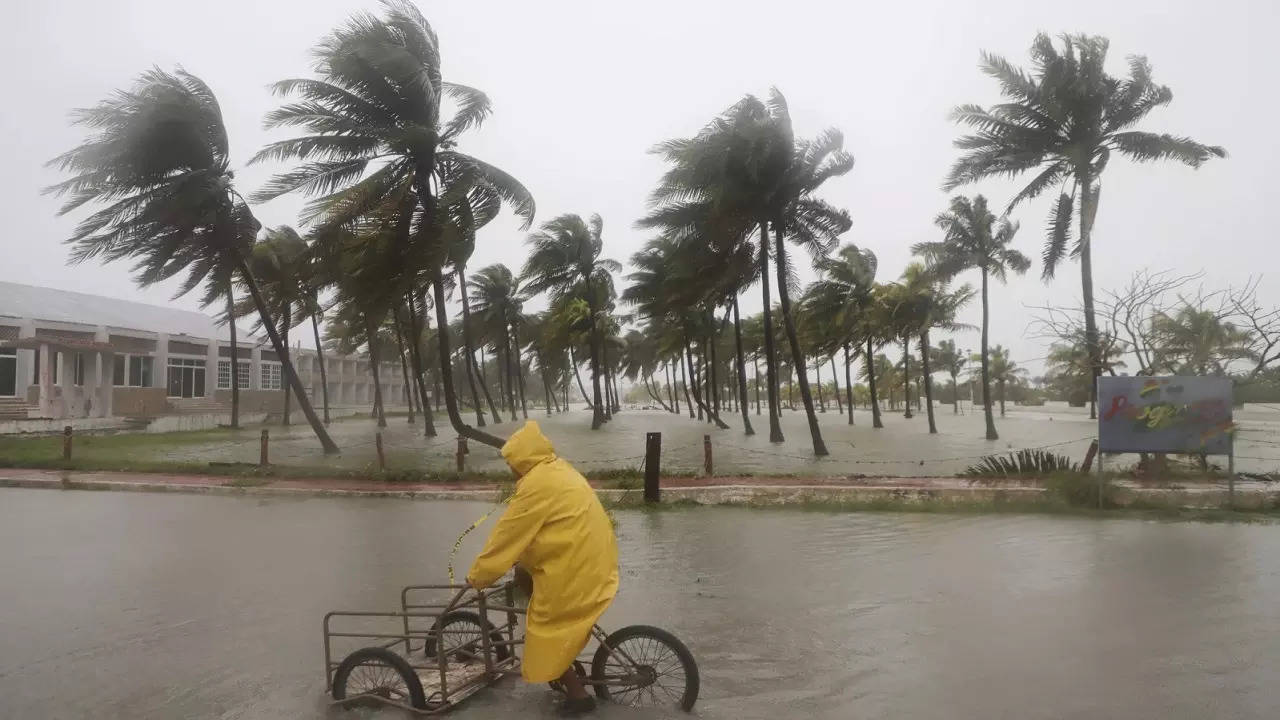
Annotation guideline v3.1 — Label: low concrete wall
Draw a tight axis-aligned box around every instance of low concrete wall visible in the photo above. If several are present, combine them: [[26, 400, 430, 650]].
[[214, 389, 284, 414], [113, 387, 168, 416], [145, 412, 269, 433], [0, 417, 128, 435]]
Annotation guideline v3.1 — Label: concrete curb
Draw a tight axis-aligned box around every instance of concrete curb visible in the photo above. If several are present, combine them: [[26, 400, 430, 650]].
[[3, 474, 1274, 511]]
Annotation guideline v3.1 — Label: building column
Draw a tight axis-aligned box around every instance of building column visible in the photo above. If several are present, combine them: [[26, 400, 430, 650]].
[[37, 342, 53, 417], [16, 319, 35, 400], [58, 349, 74, 418], [250, 344, 263, 391], [93, 326, 110, 418], [153, 333, 170, 390], [205, 338, 219, 398]]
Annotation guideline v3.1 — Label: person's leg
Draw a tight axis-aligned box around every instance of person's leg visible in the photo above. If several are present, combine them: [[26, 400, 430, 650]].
[[560, 666, 588, 700]]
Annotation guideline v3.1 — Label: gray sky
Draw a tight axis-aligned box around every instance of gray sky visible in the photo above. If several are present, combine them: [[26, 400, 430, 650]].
[[4, 0, 1275, 374]]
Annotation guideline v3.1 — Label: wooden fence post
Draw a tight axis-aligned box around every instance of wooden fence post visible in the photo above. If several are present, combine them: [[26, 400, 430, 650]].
[[644, 432, 661, 504], [62, 425, 72, 460], [259, 428, 269, 467], [1081, 439, 1098, 473], [703, 434, 712, 477], [456, 437, 468, 473], [375, 432, 386, 471]]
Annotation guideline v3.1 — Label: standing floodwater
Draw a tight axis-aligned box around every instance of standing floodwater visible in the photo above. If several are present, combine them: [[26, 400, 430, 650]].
[[0, 489, 1277, 719]]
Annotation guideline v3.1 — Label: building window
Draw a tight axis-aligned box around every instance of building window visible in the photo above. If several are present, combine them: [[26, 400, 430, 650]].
[[32, 349, 59, 385], [73, 353, 86, 386], [260, 361, 283, 391], [166, 357, 206, 398], [217, 359, 250, 390], [113, 355, 153, 387]]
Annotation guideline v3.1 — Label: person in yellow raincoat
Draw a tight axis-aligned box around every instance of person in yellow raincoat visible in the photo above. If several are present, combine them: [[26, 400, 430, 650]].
[[467, 421, 619, 715]]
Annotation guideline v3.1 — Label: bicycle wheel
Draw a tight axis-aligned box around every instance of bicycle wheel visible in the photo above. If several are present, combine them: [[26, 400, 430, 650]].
[[331, 646, 427, 710], [423, 610, 511, 662], [591, 625, 699, 712]]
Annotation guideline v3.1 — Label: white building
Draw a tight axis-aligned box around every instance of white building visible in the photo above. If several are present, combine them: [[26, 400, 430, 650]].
[[0, 281, 407, 422]]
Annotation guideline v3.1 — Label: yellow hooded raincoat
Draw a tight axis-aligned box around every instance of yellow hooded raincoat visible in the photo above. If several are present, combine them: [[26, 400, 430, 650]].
[[466, 421, 619, 683]]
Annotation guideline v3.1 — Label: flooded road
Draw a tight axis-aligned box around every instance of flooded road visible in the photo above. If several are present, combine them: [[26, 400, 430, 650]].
[[1, 489, 1278, 719], [125, 402, 1280, 476]]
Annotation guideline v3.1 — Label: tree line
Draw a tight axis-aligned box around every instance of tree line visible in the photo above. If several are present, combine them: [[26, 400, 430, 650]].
[[47, 1, 1225, 454]]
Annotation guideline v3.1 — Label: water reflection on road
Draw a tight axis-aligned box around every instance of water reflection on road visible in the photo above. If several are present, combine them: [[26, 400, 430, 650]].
[[0, 489, 1277, 719]]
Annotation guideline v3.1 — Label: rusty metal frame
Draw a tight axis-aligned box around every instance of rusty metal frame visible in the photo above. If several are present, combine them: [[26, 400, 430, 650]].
[[324, 581, 667, 715]]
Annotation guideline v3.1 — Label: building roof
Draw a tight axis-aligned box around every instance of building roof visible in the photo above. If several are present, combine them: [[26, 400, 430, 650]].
[[0, 280, 259, 344]]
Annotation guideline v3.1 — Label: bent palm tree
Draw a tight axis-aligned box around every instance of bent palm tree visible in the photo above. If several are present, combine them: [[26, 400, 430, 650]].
[[253, 1, 534, 449], [933, 339, 968, 414], [523, 214, 620, 430], [946, 33, 1225, 417], [914, 195, 1029, 441], [46, 68, 338, 452]]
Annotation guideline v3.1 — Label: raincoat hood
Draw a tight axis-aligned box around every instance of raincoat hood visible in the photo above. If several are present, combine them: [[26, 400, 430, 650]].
[[501, 421, 557, 477]]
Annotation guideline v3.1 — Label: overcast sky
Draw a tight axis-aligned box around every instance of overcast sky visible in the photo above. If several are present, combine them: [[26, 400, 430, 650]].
[[4, 0, 1275, 374]]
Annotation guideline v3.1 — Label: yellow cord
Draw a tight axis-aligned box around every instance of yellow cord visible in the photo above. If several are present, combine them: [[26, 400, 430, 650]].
[[447, 499, 509, 585]]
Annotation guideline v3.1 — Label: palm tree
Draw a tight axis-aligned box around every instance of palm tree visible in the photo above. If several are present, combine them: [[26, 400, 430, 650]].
[[523, 214, 620, 430], [47, 68, 338, 452], [946, 33, 1225, 417], [1046, 335, 1127, 403], [252, 1, 534, 449], [914, 195, 1030, 440], [239, 226, 314, 426], [934, 339, 968, 414], [981, 345, 1027, 417], [1152, 306, 1255, 375], [469, 264, 524, 421], [889, 263, 976, 434], [803, 243, 878, 426]]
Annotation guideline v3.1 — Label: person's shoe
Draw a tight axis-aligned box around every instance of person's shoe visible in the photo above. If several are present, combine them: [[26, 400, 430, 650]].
[[558, 696, 596, 716]]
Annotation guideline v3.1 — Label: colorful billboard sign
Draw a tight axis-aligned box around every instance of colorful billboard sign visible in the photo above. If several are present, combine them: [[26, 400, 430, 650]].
[[1097, 376, 1234, 454]]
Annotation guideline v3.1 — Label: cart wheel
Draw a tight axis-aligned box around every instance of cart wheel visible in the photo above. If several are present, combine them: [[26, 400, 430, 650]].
[[548, 660, 587, 694], [591, 625, 699, 712], [423, 610, 511, 662], [331, 646, 427, 710]]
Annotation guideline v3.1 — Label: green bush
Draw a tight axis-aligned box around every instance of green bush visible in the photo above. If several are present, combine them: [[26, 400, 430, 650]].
[[1043, 472, 1115, 507]]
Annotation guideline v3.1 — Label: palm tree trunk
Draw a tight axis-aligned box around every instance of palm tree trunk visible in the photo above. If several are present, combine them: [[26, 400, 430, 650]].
[[951, 371, 958, 415], [902, 337, 913, 419], [1078, 170, 1101, 421], [815, 361, 826, 412], [501, 326, 517, 421], [757, 223, 785, 443], [569, 347, 593, 409], [429, 271, 504, 448], [644, 375, 674, 413], [707, 314, 721, 416], [753, 355, 761, 415], [867, 337, 883, 429], [921, 330, 938, 434], [392, 308, 415, 425], [455, 269, 489, 427], [999, 379, 1007, 418], [406, 293, 437, 437], [684, 336, 729, 429], [364, 315, 388, 428], [843, 344, 854, 426], [512, 326, 528, 419], [830, 356, 843, 416], [227, 288, 239, 429], [281, 306, 292, 426], [234, 258, 337, 453], [475, 346, 502, 423], [310, 309, 330, 425], [679, 354, 694, 417], [666, 361, 678, 414], [731, 297, 755, 436], [773, 221, 827, 455], [980, 267, 999, 440], [582, 282, 607, 430], [535, 348, 553, 416]]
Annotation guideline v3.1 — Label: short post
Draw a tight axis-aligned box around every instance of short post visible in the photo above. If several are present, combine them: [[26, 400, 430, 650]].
[[456, 436, 468, 473], [1228, 436, 1236, 509], [1081, 439, 1098, 473], [259, 428, 269, 467], [62, 425, 72, 460], [1096, 451, 1104, 509], [703, 434, 713, 477], [375, 432, 386, 471], [643, 432, 661, 504]]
